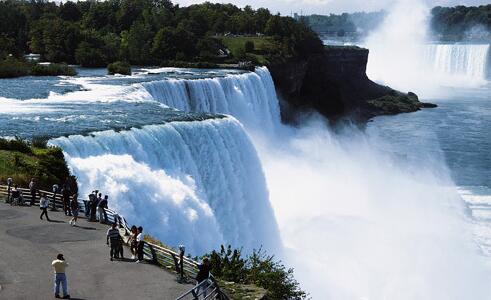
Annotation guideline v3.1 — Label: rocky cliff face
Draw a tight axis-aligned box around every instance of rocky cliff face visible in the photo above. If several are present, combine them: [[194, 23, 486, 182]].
[[268, 46, 430, 122]]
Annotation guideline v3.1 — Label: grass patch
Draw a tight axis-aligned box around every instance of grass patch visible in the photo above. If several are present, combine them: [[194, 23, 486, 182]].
[[218, 36, 276, 65], [0, 138, 73, 191]]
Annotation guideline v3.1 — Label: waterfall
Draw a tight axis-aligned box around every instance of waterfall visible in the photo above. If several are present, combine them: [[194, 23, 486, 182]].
[[49, 118, 281, 254], [141, 67, 281, 131], [424, 44, 490, 81]]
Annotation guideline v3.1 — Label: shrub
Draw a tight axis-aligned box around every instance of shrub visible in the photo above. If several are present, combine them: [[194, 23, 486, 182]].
[[31, 63, 77, 76], [0, 138, 32, 154], [107, 61, 131, 75], [205, 245, 306, 299], [244, 40, 255, 53], [0, 57, 30, 78]]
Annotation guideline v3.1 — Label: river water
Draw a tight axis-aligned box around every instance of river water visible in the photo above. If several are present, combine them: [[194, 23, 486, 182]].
[[0, 43, 490, 298]]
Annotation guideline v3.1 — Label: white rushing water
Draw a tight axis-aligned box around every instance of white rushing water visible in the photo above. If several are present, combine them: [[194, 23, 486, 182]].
[[365, 0, 490, 94], [424, 44, 490, 82], [37, 31, 490, 296], [134, 67, 491, 298], [141, 67, 281, 131], [50, 118, 280, 254]]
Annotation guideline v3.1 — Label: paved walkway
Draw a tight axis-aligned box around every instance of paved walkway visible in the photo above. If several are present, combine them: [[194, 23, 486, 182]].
[[0, 202, 192, 300]]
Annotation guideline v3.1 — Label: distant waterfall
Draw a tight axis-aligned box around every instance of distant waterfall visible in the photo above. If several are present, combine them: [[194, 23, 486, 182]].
[[424, 44, 490, 81], [49, 118, 280, 254], [142, 67, 281, 131]]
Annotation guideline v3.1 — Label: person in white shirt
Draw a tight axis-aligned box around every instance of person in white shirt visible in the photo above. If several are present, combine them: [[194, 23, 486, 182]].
[[52, 253, 70, 299], [39, 193, 50, 221], [136, 226, 144, 263]]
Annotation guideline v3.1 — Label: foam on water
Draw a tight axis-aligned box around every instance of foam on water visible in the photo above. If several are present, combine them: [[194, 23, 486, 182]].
[[141, 67, 281, 131], [49, 118, 281, 254]]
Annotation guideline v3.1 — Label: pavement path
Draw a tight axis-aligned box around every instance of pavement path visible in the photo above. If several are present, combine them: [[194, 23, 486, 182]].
[[0, 202, 193, 300]]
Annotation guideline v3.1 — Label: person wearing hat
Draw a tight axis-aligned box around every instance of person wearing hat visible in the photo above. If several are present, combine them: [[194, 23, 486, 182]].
[[51, 253, 70, 299]]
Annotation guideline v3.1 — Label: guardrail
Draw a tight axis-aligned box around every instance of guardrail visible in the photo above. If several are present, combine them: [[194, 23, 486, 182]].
[[0, 183, 230, 299], [0, 184, 200, 280], [176, 275, 229, 300]]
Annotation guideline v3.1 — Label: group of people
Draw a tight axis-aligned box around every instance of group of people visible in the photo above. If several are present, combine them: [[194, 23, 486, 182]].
[[84, 190, 109, 224], [106, 223, 145, 263]]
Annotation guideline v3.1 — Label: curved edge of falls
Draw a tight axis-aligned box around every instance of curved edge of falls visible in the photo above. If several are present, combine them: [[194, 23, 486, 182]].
[[49, 117, 281, 255]]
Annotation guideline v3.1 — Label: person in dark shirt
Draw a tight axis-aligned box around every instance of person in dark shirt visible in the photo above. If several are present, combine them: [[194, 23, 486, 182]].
[[195, 257, 212, 297], [98, 195, 108, 224], [106, 223, 120, 261], [61, 185, 72, 216], [89, 190, 98, 222]]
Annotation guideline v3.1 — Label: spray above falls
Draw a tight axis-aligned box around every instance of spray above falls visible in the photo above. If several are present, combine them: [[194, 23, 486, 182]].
[[50, 118, 281, 254]]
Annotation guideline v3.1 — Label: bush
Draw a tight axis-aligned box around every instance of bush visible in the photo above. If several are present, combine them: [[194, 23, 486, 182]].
[[244, 40, 255, 53], [0, 57, 30, 78], [107, 61, 131, 75], [31, 63, 77, 76], [205, 245, 306, 299], [0, 138, 32, 154]]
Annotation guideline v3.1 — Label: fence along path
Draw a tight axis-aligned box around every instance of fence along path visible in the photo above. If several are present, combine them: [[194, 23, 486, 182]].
[[0, 183, 230, 299]]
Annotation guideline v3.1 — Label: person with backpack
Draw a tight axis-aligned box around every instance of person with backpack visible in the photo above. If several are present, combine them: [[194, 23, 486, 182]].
[[39, 193, 50, 221]]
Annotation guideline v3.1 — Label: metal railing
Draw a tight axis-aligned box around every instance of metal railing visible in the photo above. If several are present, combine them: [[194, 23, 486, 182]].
[[0, 183, 228, 299], [176, 275, 229, 300]]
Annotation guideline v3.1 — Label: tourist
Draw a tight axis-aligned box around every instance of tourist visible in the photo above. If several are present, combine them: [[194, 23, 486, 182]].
[[136, 226, 144, 263], [106, 223, 121, 261], [195, 257, 212, 297], [10, 184, 23, 206], [39, 193, 50, 221], [90, 191, 98, 222], [62, 185, 72, 216], [6, 177, 12, 204], [130, 225, 138, 259], [83, 191, 93, 218], [98, 195, 108, 224], [51, 184, 59, 211], [29, 178, 37, 206], [69, 194, 79, 226], [52, 253, 70, 299]]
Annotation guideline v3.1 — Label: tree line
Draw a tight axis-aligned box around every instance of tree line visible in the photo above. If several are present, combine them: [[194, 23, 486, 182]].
[[0, 0, 323, 67], [431, 5, 491, 41]]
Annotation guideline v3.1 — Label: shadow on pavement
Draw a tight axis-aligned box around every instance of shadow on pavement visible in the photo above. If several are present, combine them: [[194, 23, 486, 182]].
[[74, 225, 97, 230]]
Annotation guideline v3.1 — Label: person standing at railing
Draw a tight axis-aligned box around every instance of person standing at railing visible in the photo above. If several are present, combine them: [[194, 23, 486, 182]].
[[89, 191, 98, 222], [39, 193, 50, 221], [69, 194, 79, 226], [6, 177, 13, 204], [98, 195, 108, 224], [29, 178, 37, 206], [51, 184, 59, 211], [83, 191, 93, 218], [62, 185, 72, 217], [136, 226, 144, 263], [52, 253, 70, 299], [129, 225, 138, 260], [195, 257, 212, 298]]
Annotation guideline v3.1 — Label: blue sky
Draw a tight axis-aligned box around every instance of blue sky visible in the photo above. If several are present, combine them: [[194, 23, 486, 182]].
[[174, 0, 490, 15]]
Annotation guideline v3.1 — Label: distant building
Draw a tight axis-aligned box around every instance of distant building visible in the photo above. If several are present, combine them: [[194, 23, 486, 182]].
[[24, 53, 40, 62]]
